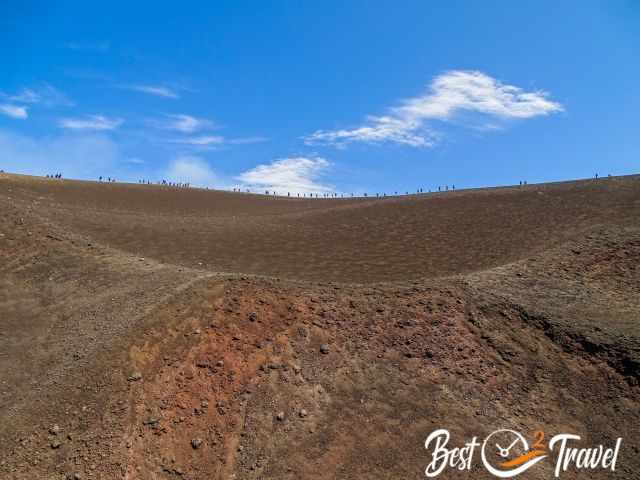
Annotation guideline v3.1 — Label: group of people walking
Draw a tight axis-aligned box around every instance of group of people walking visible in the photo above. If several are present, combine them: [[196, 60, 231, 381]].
[[39, 172, 618, 197], [157, 179, 191, 188], [97, 177, 190, 188]]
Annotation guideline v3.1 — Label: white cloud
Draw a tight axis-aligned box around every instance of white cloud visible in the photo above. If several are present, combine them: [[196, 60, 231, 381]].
[[305, 70, 563, 148], [0, 129, 120, 178], [8, 89, 40, 104], [228, 136, 269, 145], [126, 157, 145, 165], [154, 114, 214, 133], [164, 156, 219, 187], [169, 135, 269, 148], [5, 84, 73, 107], [124, 84, 179, 99], [0, 85, 73, 121], [150, 115, 265, 147], [236, 156, 333, 194], [307, 115, 434, 148], [0, 104, 28, 119], [170, 135, 225, 146], [58, 115, 123, 131]]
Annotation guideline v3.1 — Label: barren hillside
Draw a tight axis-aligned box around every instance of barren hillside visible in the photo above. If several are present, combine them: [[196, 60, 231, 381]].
[[1, 172, 639, 479]]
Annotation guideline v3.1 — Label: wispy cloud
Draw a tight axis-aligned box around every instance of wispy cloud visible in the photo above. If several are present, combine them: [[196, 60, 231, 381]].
[[167, 135, 268, 149], [63, 41, 110, 52], [228, 136, 269, 145], [122, 84, 179, 99], [6, 84, 74, 107], [0, 84, 73, 120], [152, 114, 215, 133], [0, 128, 120, 178], [0, 104, 28, 119], [169, 135, 225, 146], [237, 156, 333, 194], [7, 89, 40, 104], [149, 114, 266, 147], [304, 70, 564, 148], [307, 116, 434, 148], [164, 155, 219, 187], [59, 115, 123, 131], [126, 157, 145, 165]]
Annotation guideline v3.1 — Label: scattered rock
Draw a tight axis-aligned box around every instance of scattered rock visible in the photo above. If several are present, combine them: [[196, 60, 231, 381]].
[[127, 372, 143, 382], [191, 437, 203, 449], [276, 411, 285, 421], [50, 440, 62, 449], [49, 424, 60, 435], [248, 312, 258, 322], [299, 409, 308, 418], [320, 344, 330, 354]]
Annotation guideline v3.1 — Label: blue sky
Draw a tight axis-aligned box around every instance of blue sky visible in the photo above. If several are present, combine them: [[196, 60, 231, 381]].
[[1, 1, 638, 195]]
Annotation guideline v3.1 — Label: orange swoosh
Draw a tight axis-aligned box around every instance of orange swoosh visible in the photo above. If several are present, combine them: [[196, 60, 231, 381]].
[[499, 450, 546, 468]]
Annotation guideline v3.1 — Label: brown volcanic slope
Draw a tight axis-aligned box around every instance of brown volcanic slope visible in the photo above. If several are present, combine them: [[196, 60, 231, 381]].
[[1, 172, 639, 479], [5, 173, 639, 283]]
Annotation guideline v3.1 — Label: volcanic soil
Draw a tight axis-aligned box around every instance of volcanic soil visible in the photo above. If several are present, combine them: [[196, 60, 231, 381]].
[[1, 172, 639, 479]]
